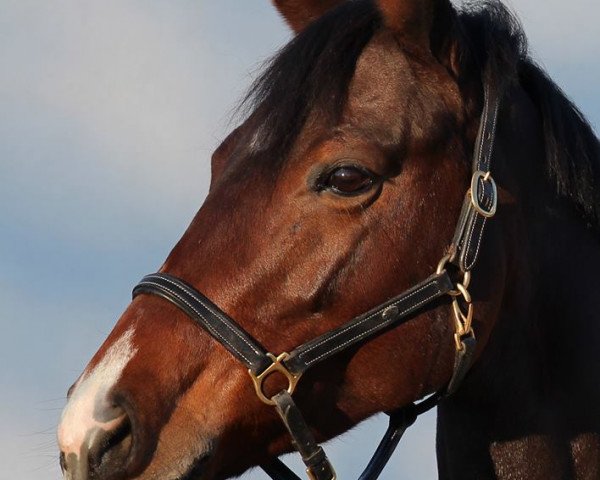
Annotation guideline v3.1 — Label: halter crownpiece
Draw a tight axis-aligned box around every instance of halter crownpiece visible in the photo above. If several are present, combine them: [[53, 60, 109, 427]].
[[132, 80, 502, 480]]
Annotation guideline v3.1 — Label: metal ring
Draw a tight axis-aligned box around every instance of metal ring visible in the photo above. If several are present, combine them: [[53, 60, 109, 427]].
[[437, 254, 471, 296], [436, 254, 453, 275], [451, 279, 474, 352], [248, 353, 302, 406], [448, 272, 471, 297], [454, 329, 475, 352], [452, 299, 473, 332], [455, 282, 472, 304], [470, 170, 497, 218]]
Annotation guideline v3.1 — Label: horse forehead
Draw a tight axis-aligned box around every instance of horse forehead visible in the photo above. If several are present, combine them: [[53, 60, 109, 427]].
[[348, 31, 415, 115], [346, 34, 461, 150]]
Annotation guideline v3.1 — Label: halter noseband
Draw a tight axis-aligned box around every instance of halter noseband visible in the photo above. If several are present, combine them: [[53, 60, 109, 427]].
[[132, 81, 502, 480]]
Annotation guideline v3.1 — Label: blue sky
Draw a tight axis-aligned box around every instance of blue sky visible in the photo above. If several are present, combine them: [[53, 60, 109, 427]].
[[0, 1, 597, 479]]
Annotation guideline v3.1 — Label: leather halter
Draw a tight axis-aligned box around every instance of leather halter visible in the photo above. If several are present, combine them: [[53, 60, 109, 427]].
[[132, 81, 503, 480]]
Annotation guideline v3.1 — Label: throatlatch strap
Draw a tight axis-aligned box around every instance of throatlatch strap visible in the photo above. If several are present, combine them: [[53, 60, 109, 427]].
[[132, 273, 271, 375], [284, 272, 454, 375], [356, 408, 417, 480]]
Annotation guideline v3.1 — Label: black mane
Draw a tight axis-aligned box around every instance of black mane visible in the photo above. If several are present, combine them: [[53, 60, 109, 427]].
[[238, 1, 380, 172], [240, 0, 600, 230], [459, 1, 600, 231]]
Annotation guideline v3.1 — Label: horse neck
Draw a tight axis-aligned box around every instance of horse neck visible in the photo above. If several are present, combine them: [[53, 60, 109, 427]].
[[435, 85, 600, 480]]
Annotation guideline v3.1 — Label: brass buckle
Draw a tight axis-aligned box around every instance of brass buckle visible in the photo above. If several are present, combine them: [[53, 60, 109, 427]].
[[248, 353, 302, 406], [469, 170, 497, 218]]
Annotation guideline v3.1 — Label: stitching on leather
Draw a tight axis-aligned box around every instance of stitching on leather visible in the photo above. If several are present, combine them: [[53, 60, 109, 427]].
[[463, 213, 479, 269], [478, 178, 484, 202], [138, 280, 254, 365], [464, 94, 498, 270], [151, 275, 262, 356], [465, 215, 486, 271], [481, 98, 499, 171], [475, 89, 490, 169], [488, 102, 499, 166], [299, 280, 439, 365], [478, 181, 493, 208], [147, 275, 263, 356], [304, 285, 442, 366], [468, 216, 487, 271], [298, 282, 434, 358]]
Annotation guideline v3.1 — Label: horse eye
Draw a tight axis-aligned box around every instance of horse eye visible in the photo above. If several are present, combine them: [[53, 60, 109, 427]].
[[321, 166, 375, 195]]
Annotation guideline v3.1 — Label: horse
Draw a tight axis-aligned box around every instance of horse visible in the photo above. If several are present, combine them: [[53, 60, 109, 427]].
[[57, 0, 600, 479]]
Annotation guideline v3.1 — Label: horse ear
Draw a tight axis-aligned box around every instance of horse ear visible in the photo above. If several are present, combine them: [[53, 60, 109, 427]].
[[272, 0, 345, 33], [375, 0, 453, 53]]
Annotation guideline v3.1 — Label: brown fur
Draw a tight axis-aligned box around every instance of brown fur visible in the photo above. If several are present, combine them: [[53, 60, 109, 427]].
[[273, 0, 344, 32], [376, 0, 436, 48]]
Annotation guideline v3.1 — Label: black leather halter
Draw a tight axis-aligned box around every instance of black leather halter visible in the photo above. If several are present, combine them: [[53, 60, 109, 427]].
[[132, 81, 502, 480]]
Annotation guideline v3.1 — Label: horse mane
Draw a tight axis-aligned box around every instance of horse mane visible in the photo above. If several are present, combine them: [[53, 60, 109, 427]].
[[241, 0, 600, 231], [459, 1, 600, 232], [238, 1, 380, 172], [519, 64, 600, 232]]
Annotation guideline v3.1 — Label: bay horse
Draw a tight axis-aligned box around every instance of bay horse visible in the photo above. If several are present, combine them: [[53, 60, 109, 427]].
[[58, 0, 600, 479]]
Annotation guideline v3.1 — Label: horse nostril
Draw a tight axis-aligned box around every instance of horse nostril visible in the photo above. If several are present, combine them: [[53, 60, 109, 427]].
[[59, 451, 66, 473], [87, 409, 133, 474], [59, 401, 134, 480]]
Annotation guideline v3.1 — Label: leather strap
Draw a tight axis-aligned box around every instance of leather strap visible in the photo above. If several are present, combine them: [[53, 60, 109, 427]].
[[446, 335, 477, 395], [260, 391, 446, 480], [133, 272, 454, 378], [451, 83, 503, 272], [262, 459, 304, 480], [284, 272, 454, 375], [473, 83, 501, 173], [132, 271, 463, 480], [356, 408, 418, 480], [272, 391, 336, 480], [133, 273, 271, 375]]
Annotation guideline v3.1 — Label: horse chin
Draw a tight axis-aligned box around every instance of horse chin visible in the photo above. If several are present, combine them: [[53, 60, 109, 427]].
[[135, 451, 212, 480], [173, 452, 253, 480], [131, 436, 216, 480], [176, 453, 212, 480]]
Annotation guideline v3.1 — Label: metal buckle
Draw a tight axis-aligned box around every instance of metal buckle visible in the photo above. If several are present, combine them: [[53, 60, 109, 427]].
[[248, 353, 302, 406], [469, 170, 497, 218]]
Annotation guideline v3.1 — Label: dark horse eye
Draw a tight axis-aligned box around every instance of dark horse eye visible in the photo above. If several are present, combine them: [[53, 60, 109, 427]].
[[322, 166, 374, 195]]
